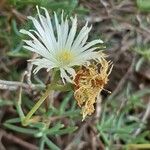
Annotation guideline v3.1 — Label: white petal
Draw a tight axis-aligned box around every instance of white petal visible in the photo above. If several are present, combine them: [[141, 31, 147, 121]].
[[80, 34, 88, 47], [36, 6, 54, 50], [54, 12, 69, 52], [61, 18, 69, 48], [71, 23, 92, 51], [54, 12, 61, 47], [27, 16, 45, 38], [27, 16, 56, 54], [83, 39, 103, 50], [40, 7, 57, 47], [30, 58, 56, 74], [23, 39, 52, 60], [68, 48, 101, 66], [65, 67, 76, 79], [65, 16, 77, 50], [60, 68, 73, 84], [72, 46, 98, 58], [20, 29, 45, 51], [78, 51, 101, 61], [74, 39, 103, 54]]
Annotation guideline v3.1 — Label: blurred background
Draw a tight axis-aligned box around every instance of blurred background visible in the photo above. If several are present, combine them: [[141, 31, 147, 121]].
[[0, 0, 150, 150]]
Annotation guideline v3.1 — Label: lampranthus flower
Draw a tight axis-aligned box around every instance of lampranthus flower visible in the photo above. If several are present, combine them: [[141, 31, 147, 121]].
[[20, 6, 104, 83], [74, 58, 113, 120]]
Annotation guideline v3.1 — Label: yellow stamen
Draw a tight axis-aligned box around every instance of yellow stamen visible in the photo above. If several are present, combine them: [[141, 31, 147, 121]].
[[57, 50, 74, 66]]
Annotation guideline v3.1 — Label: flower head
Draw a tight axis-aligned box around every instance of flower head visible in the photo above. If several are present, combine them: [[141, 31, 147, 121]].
[[20, 6, 103, 83]]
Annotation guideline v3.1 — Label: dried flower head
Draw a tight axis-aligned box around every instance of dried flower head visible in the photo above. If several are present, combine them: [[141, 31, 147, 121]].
[[74, 57, 112, 120], [20, 6, 104, 83]]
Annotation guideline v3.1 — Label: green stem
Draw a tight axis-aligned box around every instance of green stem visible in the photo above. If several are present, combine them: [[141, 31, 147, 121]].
[[17, 84, 25, 118], [22, 84, 54, 126], [22, 68, 72, 126], [16, 73, 25, 120], [22, 83, 72, 126], [127, 144, 150, 149], [53, 83, 72, 91]]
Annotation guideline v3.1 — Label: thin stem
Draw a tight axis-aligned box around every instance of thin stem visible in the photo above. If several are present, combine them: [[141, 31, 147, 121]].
[[21, 69, 72, 126], [52, 83, 72, 91], [127, 144, 150, 149], [22, 84, 54, 126], [17, 85, 25, 119], [16, 73, 26, 120]]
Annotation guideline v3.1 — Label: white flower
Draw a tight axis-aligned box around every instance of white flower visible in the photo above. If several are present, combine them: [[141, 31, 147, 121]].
[[20, 6, 103, 83]]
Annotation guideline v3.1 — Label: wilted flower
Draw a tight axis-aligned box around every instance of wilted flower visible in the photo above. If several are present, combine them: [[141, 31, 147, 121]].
[[20, 6, 103, 83], [74, 58, 113, 120]]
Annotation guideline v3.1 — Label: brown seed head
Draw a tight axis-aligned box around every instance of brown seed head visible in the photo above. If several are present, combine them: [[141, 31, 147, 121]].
[[74, 57, 113, 120]]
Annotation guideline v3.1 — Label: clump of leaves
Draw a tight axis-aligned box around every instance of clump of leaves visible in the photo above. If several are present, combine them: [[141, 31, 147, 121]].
[[3, 92, 79, 150], [97, 87, 150, 149], [137, 0, 150, 12]]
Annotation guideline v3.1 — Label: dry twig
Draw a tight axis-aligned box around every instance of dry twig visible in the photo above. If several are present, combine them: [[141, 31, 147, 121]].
[[1, 130, 38, 150], [0, 79, 45, 91], [134, 100, 150, 136]]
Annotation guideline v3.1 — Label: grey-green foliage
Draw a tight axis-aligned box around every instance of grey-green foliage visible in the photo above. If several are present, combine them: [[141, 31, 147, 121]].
[[3, 92, 79, 150], [137, 0, 150, 12], [97, 87, 150, 149], [133, 46, 150, 72], [134, 46, 150, 61], [9, 0, 88, 14]]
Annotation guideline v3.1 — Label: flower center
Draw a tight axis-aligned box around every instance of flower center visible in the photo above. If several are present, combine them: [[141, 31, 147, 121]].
[[57, 50, 74, 66]]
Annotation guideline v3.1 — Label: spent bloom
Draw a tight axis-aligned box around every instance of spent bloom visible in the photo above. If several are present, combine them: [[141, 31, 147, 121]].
[[74, 58, 112, 120], [20, 6, 104, 83]]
